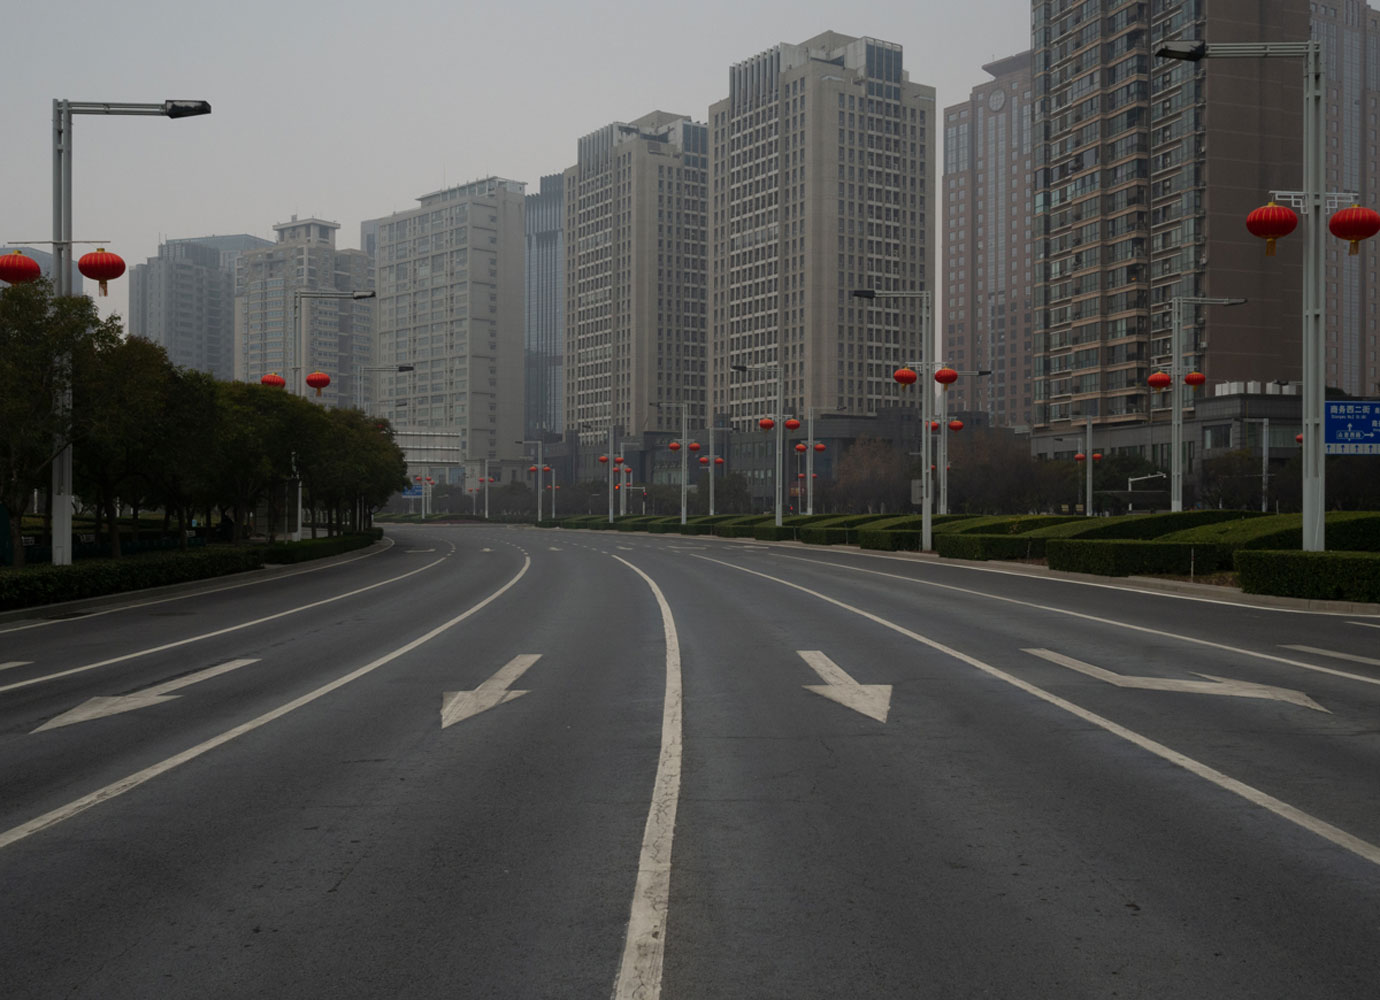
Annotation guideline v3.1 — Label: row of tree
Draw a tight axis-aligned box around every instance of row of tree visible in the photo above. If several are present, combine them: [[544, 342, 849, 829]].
[[1, 280, 408, 566]]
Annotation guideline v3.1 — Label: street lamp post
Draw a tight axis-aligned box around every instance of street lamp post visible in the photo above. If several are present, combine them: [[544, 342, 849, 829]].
[[1156, 39, 1339, 546], [292, 289, 376, 399], [1243, 417, 1271, 513], [1167, 296, 1246, 511], [517, 439, 543, 521], [48, 98, 211, 566], [852, 288, 934, 548], [730, 362, 785, 526], [355, 363, 415, 410]]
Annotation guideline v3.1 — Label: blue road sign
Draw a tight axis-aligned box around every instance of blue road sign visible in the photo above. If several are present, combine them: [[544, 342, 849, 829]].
[[401, 486, 424, 497], [1325, 400, 1380, 455]]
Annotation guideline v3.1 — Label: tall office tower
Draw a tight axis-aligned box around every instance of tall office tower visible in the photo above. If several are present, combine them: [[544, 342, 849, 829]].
[[942, 52, 1037, 429], [563, 112, 709, 440], [1032, 0, 1307, 444], [233, 217, 372, 407], [525, 174, 565, 438], [709, 32, 936, 428], [366, 178, 527, 464], [1312, 0, 1380, 398], [130, 234, 270, 379]]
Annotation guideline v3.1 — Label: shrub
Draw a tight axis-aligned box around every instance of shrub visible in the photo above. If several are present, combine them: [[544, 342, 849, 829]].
[[935, 533, 1050, 561], [261, 532, 381, 564], [858, 529, 923, 551], [1027, 510, 1262, 541], [1045, 538, 1236, 576], [1237, 550, 1380, 603]]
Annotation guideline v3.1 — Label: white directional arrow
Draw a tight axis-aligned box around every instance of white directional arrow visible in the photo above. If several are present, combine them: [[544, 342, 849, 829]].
[[0, 661, 32, 673], [33, 658, 260, 732], [798, 650, 892, 723], [1024, 649, 1328, 713], [441, 654, 542, 728]]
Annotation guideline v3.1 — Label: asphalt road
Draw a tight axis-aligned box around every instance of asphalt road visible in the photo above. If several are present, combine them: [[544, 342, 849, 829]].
[[2, 524, 1379, 998]]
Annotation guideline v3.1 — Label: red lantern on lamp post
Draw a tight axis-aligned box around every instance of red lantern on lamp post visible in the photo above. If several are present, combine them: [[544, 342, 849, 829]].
[[1328, 204, 1380, 255], [1246, 201, 1298, 257], [1184, 371, 1206, 387], [688, 441, 700, 451], [669, 441, 681, 452], [893, 367, 917, 385], [948, 419, 964, 432], [260, 372, 286, 388], [1148, 372, 1172, 391], [1075, 453, 1086, 463], [814, 442, 825, 452], [714, 456, 724, 465], [795, 443, 807, 453], [934, 367, 959, 386], [759, 417, 775, 430], [699, 456, 709, 465], [78, 248, 125, 296], [784, 418, 801, 431], [305, 371, 330, 396], [1092, 453, 1103, 462], [598, 455, 608, 464], [0, 250, 42, 285]]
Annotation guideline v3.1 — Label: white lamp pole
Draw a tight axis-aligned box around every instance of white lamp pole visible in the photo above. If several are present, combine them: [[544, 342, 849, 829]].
[[1168, 295, 1246, 511]]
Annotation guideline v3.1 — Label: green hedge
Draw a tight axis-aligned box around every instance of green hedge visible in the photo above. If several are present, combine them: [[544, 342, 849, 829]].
[[797, 514, 898, 545], [1160, 511, 1380, 552], [1237, 550, 1380, 603], [1046, 538, 1236, 576], [712, 516, 773, 538], [945, 514, 1082, 535], [615, 515, 662, 532], [1027, 510, 1263, 541], [858, 529, 923, 551], [935, 533, 1052, 561], [0, 545, 268, 610]]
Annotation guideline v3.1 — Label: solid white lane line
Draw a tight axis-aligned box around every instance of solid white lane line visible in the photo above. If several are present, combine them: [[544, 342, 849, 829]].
[[694, 554, 1380, 868], [0, 661, 32, 672], [610, 556, 683, 1000], [0, 557, 531, 852], [0, 536, 399, 636], [1348, 621, 1380, 630], [0, 553, 451, 695], [771, 554, 1380, 690], [440, 654, 542, 728], [1282, 644, 1380, 668], [34, 658, 261, 732], [798, 650, 892, 722]]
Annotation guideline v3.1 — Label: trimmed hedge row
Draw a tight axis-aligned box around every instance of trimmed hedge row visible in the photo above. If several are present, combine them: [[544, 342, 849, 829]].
[[1026, 509, 1262, 541], [262, 531, 382, 564], [1045, 539, 1235, 576], [935, 533, 1053, 561], [1237, 550, 1380, 603]]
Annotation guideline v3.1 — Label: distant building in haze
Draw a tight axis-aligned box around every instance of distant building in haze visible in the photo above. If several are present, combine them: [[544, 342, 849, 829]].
[[942, 51, 1037, 429], [130, 234, 270, 379], [233, 217, 372, 408], [525, 174, 564, 438]]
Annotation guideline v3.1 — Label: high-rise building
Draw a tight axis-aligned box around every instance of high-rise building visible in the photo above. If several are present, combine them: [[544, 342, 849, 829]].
[[1032, 0, 1307, 455], [709, 32, 936, 434], [233, 217, 372, 407], [130, 234, 270, 379], [563, 112, 709, 442], [365, 177, 526, 469], [942, 52, 1038, 429], [526, 174, 565, 438], [1311, 0, 1380, 398]]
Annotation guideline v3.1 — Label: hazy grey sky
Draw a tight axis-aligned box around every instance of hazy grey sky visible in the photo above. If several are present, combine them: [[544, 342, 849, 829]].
[[6, 0, 1031, 323]]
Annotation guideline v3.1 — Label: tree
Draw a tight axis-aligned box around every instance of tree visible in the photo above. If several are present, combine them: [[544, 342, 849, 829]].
[[832, 436, 909, 513], [0, 279, 122, 566]]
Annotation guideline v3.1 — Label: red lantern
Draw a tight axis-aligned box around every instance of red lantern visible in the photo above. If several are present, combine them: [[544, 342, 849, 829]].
[[714, 456, 724, 465], [893, 367, 918, 385], [689, 441, 700, 451], [260, 372, 286, 388], [78, 248, 125, 296], [929, 421, 940, 431], [624, 466, 632, 476], [934, 367, 959, 386], [784, 418, 801, 430], [598, 455, 608, 464], [425, 477, 433, 484], [0, 250, 42, 285], [699, 456, 709, 465], [797, 473, 805, 479], [669, 441, 681, 451], [1184, 371, 1206, 387], [1296, 433, 1303, 443], [948, 420, 964, 432], [488, 478, 496, 483], [795, 443, 807, 452], [528, 465, 537, 472], [613, 456, 623, 464], [1148, 372, 1172, 391], [1246, 201, 1298, 257], [814, 443, 826, 452], [1329, 204, 1380, 255], [1092, 453, 1103, 462], [759, 417, 775, 430], [1075, 453, 1086, 463], [542, 465, 551, 472], [305, 371, 330, 396]]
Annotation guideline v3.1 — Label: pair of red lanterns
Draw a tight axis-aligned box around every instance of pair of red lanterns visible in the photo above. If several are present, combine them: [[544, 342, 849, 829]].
[[1074, 452, 1103, 463], [759, 416, 804, 431], [1147, 370, 1206, 391], [0, 247, 126, 294], [893, 366, 959, 386], [1246, 200, 1380, 255], [260, 370, 331, 396]]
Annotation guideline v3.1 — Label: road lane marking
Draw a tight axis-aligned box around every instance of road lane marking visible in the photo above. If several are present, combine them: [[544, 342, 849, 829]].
[[1025, 648, 1327, 713], [798, 650, 892, 722], [769, 554, 1380, 691], [33, 659, 261, 732], [0, 536, 398, 636], [694, 554, 1380, 868], [609, 556, 683, 1000], [0, 661, 32, 672], [1348, 621, 1380, 630], [441, 654, 541, 728], [0, 552, 451, 695], [1282, 644, 1380, 668], [0, 557, 531, 852]]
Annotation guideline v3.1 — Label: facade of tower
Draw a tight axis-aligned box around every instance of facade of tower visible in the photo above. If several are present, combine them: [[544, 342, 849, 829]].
[[365, 177, 527, 466], [563, 112, 709, 441], [525, 174, 565, 438], [1312, 0, 1380, 398], [233, 217, 372, 407], [130, 234, 270, 379], [710, 32, 936, 429], [1032, 0, 1307, 449], [942, 52, 1037, 429]]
